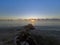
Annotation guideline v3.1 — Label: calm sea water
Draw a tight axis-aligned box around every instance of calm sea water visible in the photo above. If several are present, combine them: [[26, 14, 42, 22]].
[[0, 20, 60, 26], [0, 20, 60, 45], [0, 20, 60, 30]]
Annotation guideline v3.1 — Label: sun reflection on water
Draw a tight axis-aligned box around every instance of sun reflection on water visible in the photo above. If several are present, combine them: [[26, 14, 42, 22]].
[[29, 19, 36, 25]]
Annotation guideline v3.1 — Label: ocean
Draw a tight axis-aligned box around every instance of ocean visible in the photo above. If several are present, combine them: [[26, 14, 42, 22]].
[[0, 20, 60, 45], [0, 20, 60, 30]]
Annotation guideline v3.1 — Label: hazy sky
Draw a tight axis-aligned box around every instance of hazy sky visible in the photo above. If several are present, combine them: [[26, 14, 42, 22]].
[[0, 0, 60, 19]]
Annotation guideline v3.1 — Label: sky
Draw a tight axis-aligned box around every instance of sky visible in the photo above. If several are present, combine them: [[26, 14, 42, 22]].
[[0, 0, 60, 19]]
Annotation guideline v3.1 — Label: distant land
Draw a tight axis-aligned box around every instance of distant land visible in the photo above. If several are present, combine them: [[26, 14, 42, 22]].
[[0, 18, 60, 21]]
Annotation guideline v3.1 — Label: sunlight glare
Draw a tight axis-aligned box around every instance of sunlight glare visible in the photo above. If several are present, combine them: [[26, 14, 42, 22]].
[[29, 19, 36, 25]]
